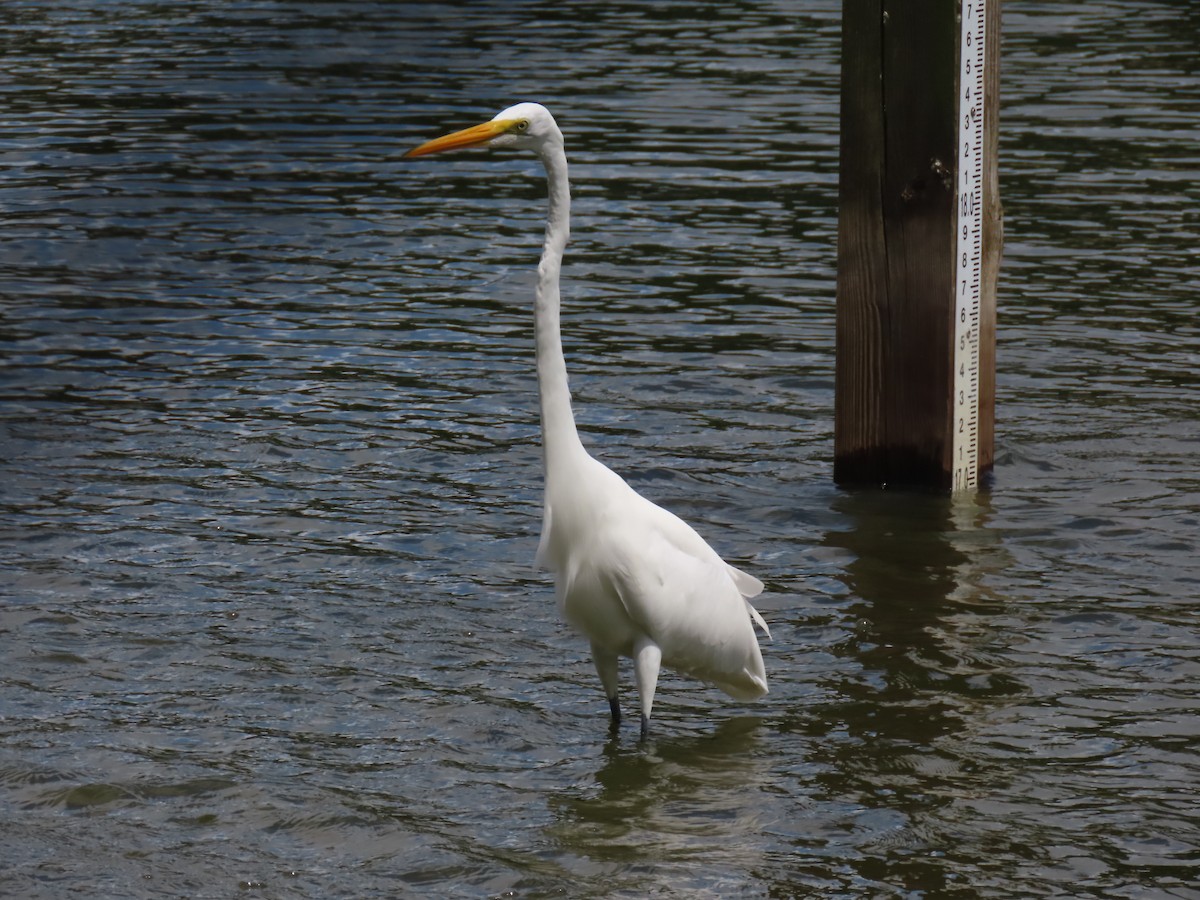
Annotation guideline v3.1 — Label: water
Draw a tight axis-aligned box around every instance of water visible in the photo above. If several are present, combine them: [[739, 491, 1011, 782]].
[[1, 1, 1197, 896]]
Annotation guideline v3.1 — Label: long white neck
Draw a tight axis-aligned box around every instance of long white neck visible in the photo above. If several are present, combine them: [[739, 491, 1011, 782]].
[[535, 144, 586, 480]]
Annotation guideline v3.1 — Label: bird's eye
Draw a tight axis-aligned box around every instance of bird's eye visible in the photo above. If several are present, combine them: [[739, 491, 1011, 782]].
[[515, 120, 530, 132]]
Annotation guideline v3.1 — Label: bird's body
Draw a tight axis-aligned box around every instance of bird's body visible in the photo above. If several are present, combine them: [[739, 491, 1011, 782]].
[[406, 103, 768, 734], [539, 447, 769, 701]]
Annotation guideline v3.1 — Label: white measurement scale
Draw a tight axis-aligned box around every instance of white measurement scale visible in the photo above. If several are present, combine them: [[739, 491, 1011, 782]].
[[952, 0, 987, 493]]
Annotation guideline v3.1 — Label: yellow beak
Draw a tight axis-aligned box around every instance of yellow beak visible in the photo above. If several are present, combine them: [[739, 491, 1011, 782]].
[[403, 118, 517, 158]]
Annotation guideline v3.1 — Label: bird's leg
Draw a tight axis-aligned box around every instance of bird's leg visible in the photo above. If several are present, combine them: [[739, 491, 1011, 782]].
[[591, 644, 621, 728], [633, 639, 662, 740]]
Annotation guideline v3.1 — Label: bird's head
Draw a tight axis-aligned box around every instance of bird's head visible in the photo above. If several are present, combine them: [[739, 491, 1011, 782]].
[[404, 102, 562, 159]]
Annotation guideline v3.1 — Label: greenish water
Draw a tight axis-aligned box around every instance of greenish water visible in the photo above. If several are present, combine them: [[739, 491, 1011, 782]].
[[2, 1, 1197, 897]]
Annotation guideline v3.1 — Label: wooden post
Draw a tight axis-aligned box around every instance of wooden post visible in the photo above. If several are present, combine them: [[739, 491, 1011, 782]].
[[835, 0, 999, 490]]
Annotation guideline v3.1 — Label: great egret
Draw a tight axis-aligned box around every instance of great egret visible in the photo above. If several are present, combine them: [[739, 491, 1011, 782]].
[[406, 103, 769, 736]]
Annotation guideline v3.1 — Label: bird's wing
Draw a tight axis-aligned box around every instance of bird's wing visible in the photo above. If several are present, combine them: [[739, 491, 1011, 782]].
[[597, 501, 768, 694], [617, 492, 771, 640], [634, 494, 765, 596], [602, 524, 723, 638]]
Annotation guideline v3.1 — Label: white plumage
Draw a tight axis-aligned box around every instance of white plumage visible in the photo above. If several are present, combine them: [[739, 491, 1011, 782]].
[[407, 103, 769, 735]]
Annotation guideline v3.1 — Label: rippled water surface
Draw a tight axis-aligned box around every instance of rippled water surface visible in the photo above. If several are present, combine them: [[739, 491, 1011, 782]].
[[2, 1, 1198, 897]]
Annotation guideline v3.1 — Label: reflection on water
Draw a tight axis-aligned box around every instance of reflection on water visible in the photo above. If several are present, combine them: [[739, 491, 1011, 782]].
[[549, 718, 769, 884], [824, 492, 999, 738], [2, 0, 1198, 897]]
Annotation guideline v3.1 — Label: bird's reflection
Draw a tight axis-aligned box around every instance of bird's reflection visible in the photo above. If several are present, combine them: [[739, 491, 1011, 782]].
[[546, 715, 768, 864]]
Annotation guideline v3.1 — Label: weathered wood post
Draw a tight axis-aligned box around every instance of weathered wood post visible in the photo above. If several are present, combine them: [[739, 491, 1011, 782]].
[[835, 0, 1000, 491]]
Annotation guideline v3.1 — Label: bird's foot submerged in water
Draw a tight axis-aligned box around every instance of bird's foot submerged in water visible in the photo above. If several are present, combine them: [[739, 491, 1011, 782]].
[[604, 697, 650, 740]]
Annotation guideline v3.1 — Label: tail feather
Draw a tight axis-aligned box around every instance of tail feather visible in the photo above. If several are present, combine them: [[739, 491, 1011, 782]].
[[714, 669, 769, 700], [746, 600, 771, 640], [727, 564, 764, 598]]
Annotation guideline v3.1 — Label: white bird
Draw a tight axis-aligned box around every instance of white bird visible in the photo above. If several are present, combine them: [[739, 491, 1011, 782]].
[[405, 102, 769, 736]]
